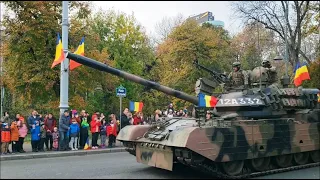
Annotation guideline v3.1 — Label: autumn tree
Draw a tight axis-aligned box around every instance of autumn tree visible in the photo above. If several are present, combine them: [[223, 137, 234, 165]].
[[232, 1, 314, 67], [2, 1, 91, 114], [85, 10, 156, 115], [230, 22, 277, 70], [154, 20, 233, 109]]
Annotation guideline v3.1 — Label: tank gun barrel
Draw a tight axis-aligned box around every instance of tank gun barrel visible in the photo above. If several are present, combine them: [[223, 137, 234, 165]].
[[66, 53, 199, 105], [193, 60, 228, 84]]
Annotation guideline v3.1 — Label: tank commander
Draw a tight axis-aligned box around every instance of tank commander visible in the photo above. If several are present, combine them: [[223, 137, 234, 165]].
[[227, 62, 249, 89], [262, 60, 277, 85]]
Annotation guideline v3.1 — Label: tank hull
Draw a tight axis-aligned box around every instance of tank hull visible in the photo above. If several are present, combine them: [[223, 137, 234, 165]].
[[117, 114, 320, 173]]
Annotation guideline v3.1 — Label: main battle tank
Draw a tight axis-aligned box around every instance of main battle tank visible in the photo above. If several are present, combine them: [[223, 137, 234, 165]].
[[66, 53, 320, 178]]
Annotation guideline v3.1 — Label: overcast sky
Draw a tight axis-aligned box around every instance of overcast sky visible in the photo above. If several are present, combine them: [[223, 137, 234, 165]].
[[0, 1, 243, 36], [92, 1, 243, 36]]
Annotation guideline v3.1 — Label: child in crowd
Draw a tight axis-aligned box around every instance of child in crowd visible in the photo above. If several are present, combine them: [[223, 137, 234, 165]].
[[17, 119, 28, 153], [100, 119, 107, 148], [39, 123, 46, 152], [69, 119, 80, 150], [107, 114, 118, 148], [52, 127, 59, 151], [10, 119, 19, 154], [31, 120, 40, 152], [1, 123, 10, 155]]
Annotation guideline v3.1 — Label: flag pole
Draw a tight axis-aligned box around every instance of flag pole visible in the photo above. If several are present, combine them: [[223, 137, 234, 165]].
[[59, 1, 69, 115]]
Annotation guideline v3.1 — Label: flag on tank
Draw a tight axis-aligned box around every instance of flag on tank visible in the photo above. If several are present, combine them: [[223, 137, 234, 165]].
[[70, 37, 85, 71], [84, 137, 90, 150], [51, 33, 65, 68], [198, 93, 218, 107], [129, 101, 144, 112], [293, 62, 310, 87]]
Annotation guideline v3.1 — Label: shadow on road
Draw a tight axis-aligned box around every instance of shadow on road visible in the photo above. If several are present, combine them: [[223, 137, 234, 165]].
[[142, 163, 213, 179]]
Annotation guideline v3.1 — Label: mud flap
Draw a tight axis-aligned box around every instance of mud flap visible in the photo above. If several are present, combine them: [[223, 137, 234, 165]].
[[136, 144, 173, 171]]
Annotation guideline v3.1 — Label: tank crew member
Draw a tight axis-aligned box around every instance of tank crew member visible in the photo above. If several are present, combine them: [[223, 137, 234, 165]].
[[228, 62, 249, 89], [262, 60, 277, 85]]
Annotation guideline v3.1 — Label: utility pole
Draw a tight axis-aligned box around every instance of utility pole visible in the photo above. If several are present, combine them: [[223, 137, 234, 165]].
[[0, 2, 4, 117], [59, 1, 69, 115]]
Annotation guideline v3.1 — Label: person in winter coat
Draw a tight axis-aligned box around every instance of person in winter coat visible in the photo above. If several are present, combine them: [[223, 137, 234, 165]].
[[100, 119, 107, 148], [10, 119, 19, 153], [69, 119, 80, 150], [1, 123, 10, 155], [52, 127, 59, 151], [90, 112, 101, 149], [44, 113, 56, 151], [133, 112, 142, 125], [16, 115, 28, 153], [38, 123, 46, 152], [31, 120, 41, 152], [79, 111, 90, 149], [59, 110, 70, 151], [27, 110, 40, 130], [107, 114, 118, 148]]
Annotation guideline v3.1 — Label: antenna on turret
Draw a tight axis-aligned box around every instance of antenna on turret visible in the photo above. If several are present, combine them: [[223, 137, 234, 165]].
[[257, 21, 262, 90]]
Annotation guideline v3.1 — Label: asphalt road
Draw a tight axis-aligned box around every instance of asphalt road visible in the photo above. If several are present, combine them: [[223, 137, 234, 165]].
[[1, 152, 319, 179]]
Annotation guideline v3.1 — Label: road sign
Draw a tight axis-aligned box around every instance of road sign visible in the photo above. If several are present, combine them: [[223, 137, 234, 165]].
[[116, 85, 126, 97]]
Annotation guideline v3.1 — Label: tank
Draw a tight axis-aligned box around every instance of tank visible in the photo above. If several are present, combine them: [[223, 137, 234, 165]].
[[66, 52, 320, 178]]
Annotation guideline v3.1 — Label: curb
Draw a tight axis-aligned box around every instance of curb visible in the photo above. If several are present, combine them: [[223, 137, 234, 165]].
[[0, 147, 127, 161]]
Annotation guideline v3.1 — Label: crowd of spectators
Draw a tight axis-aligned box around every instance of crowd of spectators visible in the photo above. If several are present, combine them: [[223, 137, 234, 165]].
[[0, 102, 189, 155]]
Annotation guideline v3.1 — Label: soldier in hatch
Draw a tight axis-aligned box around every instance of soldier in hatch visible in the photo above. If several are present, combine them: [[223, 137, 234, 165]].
[[261, 60, 277, 85], [228, 62, 249, 89]]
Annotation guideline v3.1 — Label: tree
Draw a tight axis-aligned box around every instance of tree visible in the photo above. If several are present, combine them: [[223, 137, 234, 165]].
[[230, 22, 276, 70], [154, 20, 233, 109], [154, 13, 185, 44], [2, 1, 91, 114], [232, 1, 313, 66]]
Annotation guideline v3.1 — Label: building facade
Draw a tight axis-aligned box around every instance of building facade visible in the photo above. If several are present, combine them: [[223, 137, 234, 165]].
[[187, 11, 224, 28]]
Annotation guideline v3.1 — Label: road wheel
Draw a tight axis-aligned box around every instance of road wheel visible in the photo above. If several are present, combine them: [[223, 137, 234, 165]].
[[220, 160, 244, 176], [273, 154, 292, 168], [293, 152, 309, 165], [250, 157, 270, 172]]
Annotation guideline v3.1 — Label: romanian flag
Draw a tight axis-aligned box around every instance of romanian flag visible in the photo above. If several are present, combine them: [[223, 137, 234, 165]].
[[70, 37, 85, 71], [51, 33, 65, 68], [129, 101, 144, 112], [198, 93, 218, 107], [294, 62, 310, 87], [84, 137, 90, 150]]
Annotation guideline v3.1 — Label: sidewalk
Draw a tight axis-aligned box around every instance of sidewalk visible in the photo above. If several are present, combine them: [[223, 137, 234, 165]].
[[1, 139, 126, 161]]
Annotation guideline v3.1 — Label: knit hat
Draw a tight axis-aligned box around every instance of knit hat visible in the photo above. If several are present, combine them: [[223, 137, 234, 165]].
[[72, 109, 77, 115]]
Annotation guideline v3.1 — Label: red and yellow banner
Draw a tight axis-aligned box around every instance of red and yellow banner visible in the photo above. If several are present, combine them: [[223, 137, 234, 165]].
[[51, 33, 65, 68], [294, 62, 310, 87], [70, 37, 85, 71]]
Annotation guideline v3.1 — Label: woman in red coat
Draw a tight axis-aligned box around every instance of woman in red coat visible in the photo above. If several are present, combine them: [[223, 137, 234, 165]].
[[107, 114, 118, 148], [133, 112, 142, 125], [90, 112, 101, 149]]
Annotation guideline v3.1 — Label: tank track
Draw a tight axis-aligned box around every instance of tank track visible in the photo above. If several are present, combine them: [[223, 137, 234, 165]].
[[190, 161, 320, 179]]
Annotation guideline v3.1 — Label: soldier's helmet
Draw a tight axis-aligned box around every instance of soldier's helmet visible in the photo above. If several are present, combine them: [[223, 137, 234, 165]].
[[232, 62, 241, 67], [262, 60, 271, 68]]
